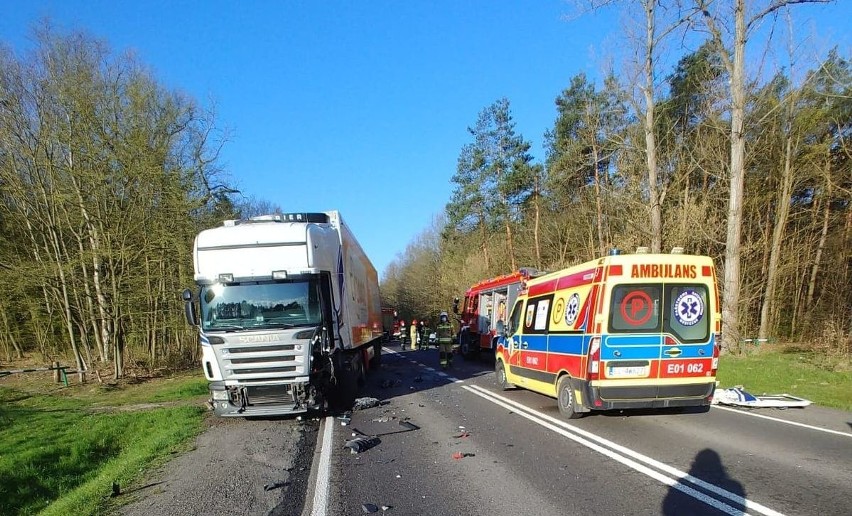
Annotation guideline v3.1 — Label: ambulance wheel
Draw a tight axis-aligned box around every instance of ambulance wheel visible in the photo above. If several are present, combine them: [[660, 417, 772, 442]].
[[495, 360, 513, 391], [557, 376, 583, 419]]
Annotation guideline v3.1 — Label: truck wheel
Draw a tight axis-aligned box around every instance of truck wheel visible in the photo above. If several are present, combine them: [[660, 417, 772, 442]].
[[461, 334, 477, 360], [495, 360, 513, 391], [371, 341, 382, 368], [557, 376, 583, 419]]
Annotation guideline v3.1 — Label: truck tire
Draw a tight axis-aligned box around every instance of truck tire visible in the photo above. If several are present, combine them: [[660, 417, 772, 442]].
[[495, 360, 513, 391], [371, 341, 382, 368], [329, 353, 359, 411], [557, 376, 583, 419], [460, 333, 477, 360]]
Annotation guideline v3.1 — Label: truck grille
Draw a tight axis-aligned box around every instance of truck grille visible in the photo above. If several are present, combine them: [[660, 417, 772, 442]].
[[217, 339, 307, 381]]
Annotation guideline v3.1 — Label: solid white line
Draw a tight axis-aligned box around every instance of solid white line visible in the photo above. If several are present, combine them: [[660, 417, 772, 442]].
[[310, 416, 334, 516], [466, 385, 784, 516], [711, 405, 852, 438]]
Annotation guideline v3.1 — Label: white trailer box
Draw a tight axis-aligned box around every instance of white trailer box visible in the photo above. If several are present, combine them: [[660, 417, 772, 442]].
[[186, 211, 382, 416]]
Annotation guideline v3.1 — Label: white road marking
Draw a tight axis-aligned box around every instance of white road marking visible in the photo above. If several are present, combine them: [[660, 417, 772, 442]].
[[466, 385, 784, 516], [310, 416, 334, 516], [711, 405, 852, 438]]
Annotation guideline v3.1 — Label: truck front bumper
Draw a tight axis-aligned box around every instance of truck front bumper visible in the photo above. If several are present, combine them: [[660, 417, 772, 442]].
[[208, 380, 313, 417]]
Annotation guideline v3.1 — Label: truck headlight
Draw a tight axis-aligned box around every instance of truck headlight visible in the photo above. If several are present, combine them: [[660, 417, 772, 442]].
[[211, 390, 229, 401]]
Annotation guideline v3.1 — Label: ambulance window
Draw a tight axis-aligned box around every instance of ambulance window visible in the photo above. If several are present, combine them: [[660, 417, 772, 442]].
[[523, 295, 553, 335], [610, 285, 662, 333], [508, 301, 523, 335], [664, 285, 710, 343]]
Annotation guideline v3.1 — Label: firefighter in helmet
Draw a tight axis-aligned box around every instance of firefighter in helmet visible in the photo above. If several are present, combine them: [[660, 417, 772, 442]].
[[409, 319, 419, 351], [436, 311, 455, 368], [417, 320, 427, 350], [399, 319, 407, 349]]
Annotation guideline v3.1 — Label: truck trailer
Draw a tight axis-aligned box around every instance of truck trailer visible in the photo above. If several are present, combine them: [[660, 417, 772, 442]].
[[182, 211, 383, 417]]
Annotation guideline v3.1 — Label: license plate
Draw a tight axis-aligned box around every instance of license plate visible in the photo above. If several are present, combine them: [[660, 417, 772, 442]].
[[607, 366, 648, 378]]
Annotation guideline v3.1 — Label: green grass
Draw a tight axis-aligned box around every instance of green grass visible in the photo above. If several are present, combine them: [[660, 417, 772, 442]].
[[717, 349, 852, 411], [0, 375, 207, 515]]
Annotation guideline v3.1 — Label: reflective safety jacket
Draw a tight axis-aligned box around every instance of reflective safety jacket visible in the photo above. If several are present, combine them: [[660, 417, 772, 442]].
[[436, 322, 454, 344]]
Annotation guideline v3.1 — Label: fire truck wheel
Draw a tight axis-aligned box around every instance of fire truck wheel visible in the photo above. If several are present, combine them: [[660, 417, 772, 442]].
[[460, 333, 477, 360], [557, 376, 583, 419], [495, 360, 513, 391]]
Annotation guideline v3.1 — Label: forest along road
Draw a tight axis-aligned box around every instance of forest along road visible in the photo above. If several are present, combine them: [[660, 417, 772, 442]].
[[120, 414, 318, 516], [322, 344, 852, 516]]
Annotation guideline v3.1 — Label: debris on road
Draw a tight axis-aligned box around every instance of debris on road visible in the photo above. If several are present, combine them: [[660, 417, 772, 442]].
[[263, 481, 290, 491], [453, 431, 470, 439], [713, 386, 812, 408], [362, 503, 379, 513], [451, 452, 475, 460], [353, 397, 382, 410], [338, 412, 352, 426], [344, 436, 381, 454]]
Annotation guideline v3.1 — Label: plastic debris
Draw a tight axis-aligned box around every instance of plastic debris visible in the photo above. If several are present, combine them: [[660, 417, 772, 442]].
[[344, 436, 381, 454], [362, 503, 379, 513], [453, 431, 470, 439], [353, 397, 382, 410], [263, 481, 290, 491], [381, 505, 392, 512], [713, 386, 812, 408], [452, 452, 475, 460]]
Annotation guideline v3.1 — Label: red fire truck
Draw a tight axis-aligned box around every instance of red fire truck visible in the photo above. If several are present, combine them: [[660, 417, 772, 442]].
[[453, 268, 544, 359], [381, 307, 398, 342]]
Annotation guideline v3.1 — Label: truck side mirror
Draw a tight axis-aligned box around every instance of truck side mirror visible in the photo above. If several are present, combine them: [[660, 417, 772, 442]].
[[182, 289, 199, 326], [452, 297, 460, 314]]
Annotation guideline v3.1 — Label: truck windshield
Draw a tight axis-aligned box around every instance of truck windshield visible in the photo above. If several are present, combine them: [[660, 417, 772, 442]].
[[200, 279, 322, 331]]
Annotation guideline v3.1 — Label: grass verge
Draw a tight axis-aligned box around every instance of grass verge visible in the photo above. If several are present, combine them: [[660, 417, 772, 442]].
[[0, 374, 208, 515], [717, 348, 852, 411]]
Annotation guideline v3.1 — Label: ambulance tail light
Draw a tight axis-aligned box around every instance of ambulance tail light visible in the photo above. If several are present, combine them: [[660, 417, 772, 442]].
[[588, 337, 601, 380], [711, 336, 721, 375]]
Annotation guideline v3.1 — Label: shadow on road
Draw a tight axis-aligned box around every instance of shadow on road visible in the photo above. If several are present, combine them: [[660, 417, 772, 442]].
[[662, 448, 746, 515], [350, 341, 493, 407]]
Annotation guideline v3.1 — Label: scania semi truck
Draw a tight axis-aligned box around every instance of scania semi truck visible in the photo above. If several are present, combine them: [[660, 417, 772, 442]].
[[182, 211, 383, 417]]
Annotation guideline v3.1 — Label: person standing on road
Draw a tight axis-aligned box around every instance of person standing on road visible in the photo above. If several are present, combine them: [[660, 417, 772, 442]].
[[409, 319, 419, 351], [417, 320, 427, 350], [436, 312, 454, 368], [399, 319, 407, 350]]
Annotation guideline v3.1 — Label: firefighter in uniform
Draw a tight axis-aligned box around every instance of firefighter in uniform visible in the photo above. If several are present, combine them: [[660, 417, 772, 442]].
[[436, 312, 454, 368], [409, 319, 419, 351], [418, 320, 427, 350], [399, 320, 407, 349]]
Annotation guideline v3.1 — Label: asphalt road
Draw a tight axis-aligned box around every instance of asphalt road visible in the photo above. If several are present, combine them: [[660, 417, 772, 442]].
[[120, 414, 318, 516], [323, 344, 852, 516]]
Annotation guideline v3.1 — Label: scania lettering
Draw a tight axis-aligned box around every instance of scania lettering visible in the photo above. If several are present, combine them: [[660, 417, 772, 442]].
[[494, 249, 721, 419], [182, 211, 382, 417]]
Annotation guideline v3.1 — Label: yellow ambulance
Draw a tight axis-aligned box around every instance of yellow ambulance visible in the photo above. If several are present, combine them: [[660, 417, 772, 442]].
[[494, 249, 721, 418]]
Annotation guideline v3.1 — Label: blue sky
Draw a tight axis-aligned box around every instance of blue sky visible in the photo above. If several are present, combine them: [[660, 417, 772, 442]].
[[2, 1, 849, 279]]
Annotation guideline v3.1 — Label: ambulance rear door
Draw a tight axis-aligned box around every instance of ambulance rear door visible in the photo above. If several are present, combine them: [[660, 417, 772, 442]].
[[605, 284, 664, 383]]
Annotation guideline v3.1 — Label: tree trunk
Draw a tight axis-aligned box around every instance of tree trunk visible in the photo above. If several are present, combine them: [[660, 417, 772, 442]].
[[806, 168, 831, 310], [533, 176, 542, 269], [643, 0, 662, 253], [720, 0, 747, 353], [758, 135, 795, 340], [592, 143, 606, 256]]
